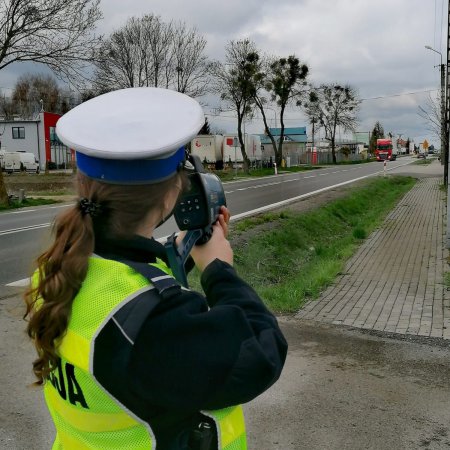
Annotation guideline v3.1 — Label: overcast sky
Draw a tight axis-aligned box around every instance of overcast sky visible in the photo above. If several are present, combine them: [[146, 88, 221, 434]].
[[1, 0, 447, 146]]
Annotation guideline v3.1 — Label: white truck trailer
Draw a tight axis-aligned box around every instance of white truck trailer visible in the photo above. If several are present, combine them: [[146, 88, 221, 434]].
[[222, 134, 262, 164], [190, 135, 224, 165]]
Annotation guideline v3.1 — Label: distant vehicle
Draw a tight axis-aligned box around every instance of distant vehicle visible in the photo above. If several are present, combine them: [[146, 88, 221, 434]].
[[417, 153, 426, 159], [375, 138, 397, 161], [190, 135, 224, 168], [3, 151, 40, 174], [190, 134, 263, 170], [222, 134, 262, 164]]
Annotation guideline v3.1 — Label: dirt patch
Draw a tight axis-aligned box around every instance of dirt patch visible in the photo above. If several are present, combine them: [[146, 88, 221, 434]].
[[3, 173, 76, 194]]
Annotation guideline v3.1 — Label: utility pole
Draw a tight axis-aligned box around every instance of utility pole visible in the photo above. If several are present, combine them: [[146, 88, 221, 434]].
[[426, 45, 447, 183], [441, 61, 447, 184], [446, 0, 450, 186], [446, 0, 450, 246]]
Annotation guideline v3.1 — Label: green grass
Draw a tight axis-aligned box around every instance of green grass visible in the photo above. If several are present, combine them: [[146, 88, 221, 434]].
[[0, 197, 59, 211], [444, 272, 450, 288], [412, 158, 433, 165], [28, 190, 73, 196], [320, 158, 375, 165], [189, 175, 416, 313]]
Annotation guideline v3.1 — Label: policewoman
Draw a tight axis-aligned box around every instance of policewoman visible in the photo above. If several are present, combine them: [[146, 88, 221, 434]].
[[24, 88, 288, 450]]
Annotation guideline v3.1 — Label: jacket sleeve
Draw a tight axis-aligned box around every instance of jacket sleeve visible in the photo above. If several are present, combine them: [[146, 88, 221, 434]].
[[127, 259, 288, 412]]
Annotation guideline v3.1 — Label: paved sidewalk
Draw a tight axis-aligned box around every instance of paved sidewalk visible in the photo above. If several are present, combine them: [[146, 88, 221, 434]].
[[297, 160, 450, 340]]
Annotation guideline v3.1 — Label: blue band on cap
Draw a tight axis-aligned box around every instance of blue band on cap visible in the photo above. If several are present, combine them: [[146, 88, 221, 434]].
[[76, 147, 185, 184]]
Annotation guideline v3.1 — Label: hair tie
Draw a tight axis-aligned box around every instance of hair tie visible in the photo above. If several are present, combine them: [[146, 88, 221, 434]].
[[79, 198, 102, 217]]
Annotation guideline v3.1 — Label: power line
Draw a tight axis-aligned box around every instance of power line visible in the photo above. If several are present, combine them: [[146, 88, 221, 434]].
[[361, 89, 438, 101]]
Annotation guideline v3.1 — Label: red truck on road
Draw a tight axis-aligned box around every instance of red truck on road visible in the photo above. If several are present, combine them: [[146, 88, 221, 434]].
[[375, 138, 397, 161]]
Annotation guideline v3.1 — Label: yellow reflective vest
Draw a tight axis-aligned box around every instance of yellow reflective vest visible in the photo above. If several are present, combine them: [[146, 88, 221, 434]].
[[42, 256, 247, 449]]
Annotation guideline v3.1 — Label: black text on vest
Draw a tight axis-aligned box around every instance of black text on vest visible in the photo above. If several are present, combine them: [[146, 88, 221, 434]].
[[49, 358, 89, 409]]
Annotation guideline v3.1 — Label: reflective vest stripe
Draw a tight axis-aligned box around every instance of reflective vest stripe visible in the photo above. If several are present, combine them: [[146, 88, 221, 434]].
[[202, 405, 247, 450], [53, 429, 91, 450], [220, 406, 246, 449], [57, 328, 90, 372], [46, 386, 139, 433]]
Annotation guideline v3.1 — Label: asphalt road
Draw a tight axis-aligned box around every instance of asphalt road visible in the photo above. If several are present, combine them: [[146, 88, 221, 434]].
[[0, 158, 413, 286]]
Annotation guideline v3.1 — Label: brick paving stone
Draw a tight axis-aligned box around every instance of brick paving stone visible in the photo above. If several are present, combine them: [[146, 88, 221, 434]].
[[296, 166, 450, 340]]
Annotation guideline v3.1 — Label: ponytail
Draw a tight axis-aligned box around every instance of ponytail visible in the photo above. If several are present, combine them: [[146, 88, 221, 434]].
[[24, 204, 95, 385]]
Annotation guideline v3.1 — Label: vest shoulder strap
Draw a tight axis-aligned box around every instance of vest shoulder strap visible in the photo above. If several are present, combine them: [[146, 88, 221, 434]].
[[117, 258, 182, 300]]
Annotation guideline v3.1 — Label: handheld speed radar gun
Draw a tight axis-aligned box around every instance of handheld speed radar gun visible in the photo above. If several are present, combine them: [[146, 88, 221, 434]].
[[165, 154, 227, 287]]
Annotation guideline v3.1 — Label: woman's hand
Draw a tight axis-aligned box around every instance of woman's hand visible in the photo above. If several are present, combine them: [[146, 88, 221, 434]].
[[217, 206, 230, 237], [190, 206, 233, 272]]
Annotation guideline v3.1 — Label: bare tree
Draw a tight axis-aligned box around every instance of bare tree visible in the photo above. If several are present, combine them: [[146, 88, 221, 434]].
[[12, 73, 64, 117], [303, 84, 360, 164], [209, 39, 259, 172], [0, 0, 103, 84], [93, 15, 209, 98], [418, 93, 442, 143], [94, 17, 149, 90], [170, 22, 209, 97], [0, 94, 15, 119], [0, 0, 102, 207]]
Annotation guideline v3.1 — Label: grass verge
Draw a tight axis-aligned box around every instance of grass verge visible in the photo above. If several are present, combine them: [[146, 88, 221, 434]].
[[412, 158, 433, 165], [0, 197, 60, 211], [189, 175, 416, 313], [444, 272, 450, 288]]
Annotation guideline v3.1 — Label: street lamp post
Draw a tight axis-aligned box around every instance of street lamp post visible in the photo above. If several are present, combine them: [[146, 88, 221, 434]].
[[425, 45, 447, 185]]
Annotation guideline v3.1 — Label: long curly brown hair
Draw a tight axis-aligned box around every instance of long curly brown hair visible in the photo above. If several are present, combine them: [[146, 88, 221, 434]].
[[24, 171, 186, 385]]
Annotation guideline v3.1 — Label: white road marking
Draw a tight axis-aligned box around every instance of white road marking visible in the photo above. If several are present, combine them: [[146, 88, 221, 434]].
[[6, 278, 30, 287], [11, 209, 37, 213], [1, 203, 69, 216], [0, 223, 51, 236]]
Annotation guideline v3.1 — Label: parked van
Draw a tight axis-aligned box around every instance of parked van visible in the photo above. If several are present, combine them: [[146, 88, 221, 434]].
[[3, 152, 40, 174]]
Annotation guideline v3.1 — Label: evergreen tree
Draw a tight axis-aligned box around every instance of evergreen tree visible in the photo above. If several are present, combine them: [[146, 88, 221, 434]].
[[369, 121, 384, 154], [198, 117, 211, 135]]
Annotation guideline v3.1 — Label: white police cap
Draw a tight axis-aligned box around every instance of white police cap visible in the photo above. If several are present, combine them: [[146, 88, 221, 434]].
[[56, 87, 204, 184]]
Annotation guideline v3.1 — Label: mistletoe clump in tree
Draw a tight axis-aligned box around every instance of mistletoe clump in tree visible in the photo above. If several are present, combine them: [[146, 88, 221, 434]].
[[303, 84, 360, 164], [264, 56, 309, 166]]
